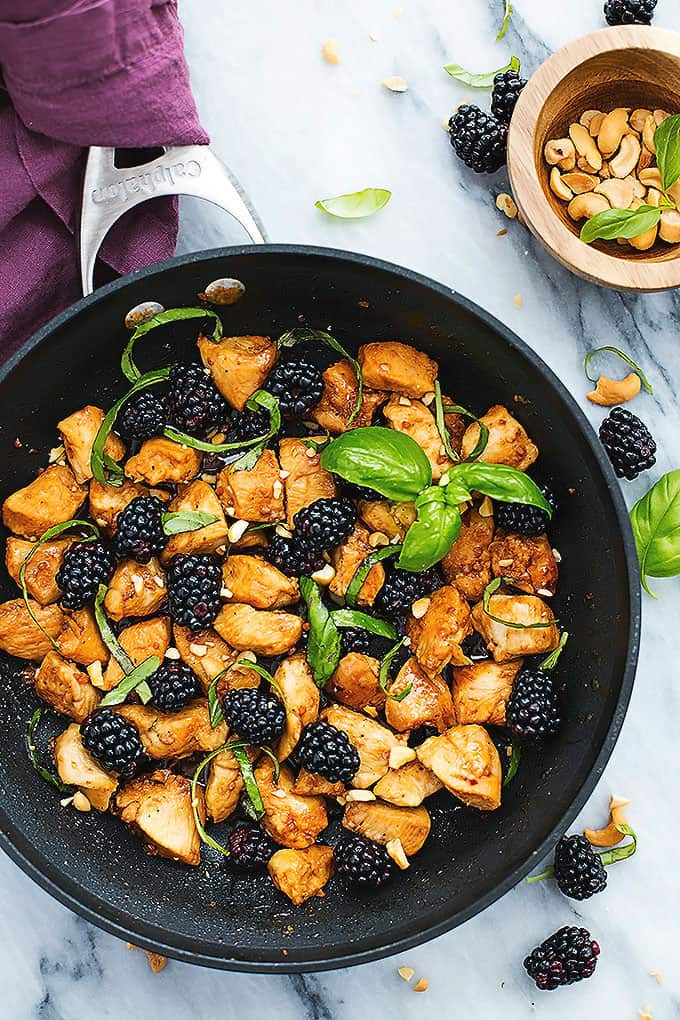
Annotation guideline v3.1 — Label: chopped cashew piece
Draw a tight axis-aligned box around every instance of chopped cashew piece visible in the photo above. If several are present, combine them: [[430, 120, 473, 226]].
[[583, 794, 631, 847]]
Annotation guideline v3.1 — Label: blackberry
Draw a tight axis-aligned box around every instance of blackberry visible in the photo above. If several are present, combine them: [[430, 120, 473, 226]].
[[267, 533, 325, 577], [228, 823, 277, 869], [264, 357, 323, 417], [604, 0, 657, 25], [448, 105, 508, 174], [339, 478, 383, 501], [81, 707, 144, 776], [340, 627, 373, 657], [56, 540, 114, 610], [221, 687, 286, 745], [524, 926, 600, 990], [294, 497, 356, 551], [374, 566, 441, 620], [334, 835, 394, 888], [460, 631, 491, 661], [494, 485, 557, 536], [599, 407, 656, 481], [166, 553, 222, 630], [147, 660, 200, 712], [506, 665, 561, 738], [554, 834, 607, 901], [297, 721, 360, 784], [167, 362, 227, 435], [491, 69, 528, 124], [114, 495, 166, 563], [225, 408, 272, 449], [117, 390, 166, 441]]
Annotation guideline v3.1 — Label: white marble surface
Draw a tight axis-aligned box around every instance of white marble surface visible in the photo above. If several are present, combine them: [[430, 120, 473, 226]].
[[4, 1, 680, 1017]]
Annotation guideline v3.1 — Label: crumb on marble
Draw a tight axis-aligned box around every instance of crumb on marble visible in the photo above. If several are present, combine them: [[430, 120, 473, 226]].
[[413, 977, 429, 992], [650, 970, 664, 984], [497, 228, 508, 237], [369, 31, 379, 41], [639, 1008, 653, 1020], [397, 966, 415, 982], [126, 944, 168, 973], [383, 76, 408, 92], [514, 294, 523, 309], [322, 40, 340, 64]]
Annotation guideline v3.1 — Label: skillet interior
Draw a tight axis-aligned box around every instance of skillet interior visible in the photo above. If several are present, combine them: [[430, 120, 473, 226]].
[[0, 246, 639, 971]]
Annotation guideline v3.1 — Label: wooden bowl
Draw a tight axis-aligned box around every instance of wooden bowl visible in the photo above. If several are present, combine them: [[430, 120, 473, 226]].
[[507, 26, 680, 292]]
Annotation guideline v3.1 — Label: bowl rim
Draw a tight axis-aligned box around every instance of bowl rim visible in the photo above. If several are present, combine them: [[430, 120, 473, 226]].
[[0, 244, 642, 971], [507, 25, 680, 292]]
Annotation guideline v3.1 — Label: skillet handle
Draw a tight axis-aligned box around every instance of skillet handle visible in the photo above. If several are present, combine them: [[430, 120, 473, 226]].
[[79, 145, 267, 296]]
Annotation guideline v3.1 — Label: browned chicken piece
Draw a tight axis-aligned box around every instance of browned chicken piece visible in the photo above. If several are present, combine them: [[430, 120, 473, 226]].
[[5, 536, 73, 605], [411, 585, 472, 676], [278, 437, 337, 527], [54, 723, 118, 810], [114, 770, 204, 866], [230, 527, 268, 550], [56, 607, 109, 667], [292, 768, 345, 797], [329, 524, 385, 606], [173, 624, 236, 691], [213, 604, 302, 656], [358, 342, 437, 398], [383, 396, 452, 481], [198, 334, 277, 410], [57, 405, 126, 484], [256, 760, 328, 849], [89, 477, 150, 536], [322, 704, 402, 788], [461, 405, 538, 472], [310, 359, 387, 434], [214, 660, 262, 697], [221, 555, 299, 609], [2, 464, 87, 540], [385, 657, 455, 732], [0, 598, 63, 659], [104, 557, 167, 621], [102, 616, 171, 690], [35, 650, 100, 721], [490, 530, 558, 597], [115, 700, 227, 759], [451, 659, 523, 726], [268, 845, 335, 905], [274, 653, 320, 761], [342, 800, 431, 856], [160, 480, 229, 561], [442, 506, 495, 602], [216, 449, 285, 523], [416, 725, 502, 811], [125, 437, 201, 486], [373, 761, 443, 807], [205, 746, 256, 823], [471, 595, 559, 663], [326, 652, 385, 712], [355, 500, 415, 541]]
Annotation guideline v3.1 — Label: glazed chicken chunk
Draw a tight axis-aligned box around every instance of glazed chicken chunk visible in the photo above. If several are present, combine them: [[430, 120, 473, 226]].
[[2, 464, 86, 540], [385, 657, 455, 733], [160, 480, 228, 561], [278, 437, 337, 527], [255, 760, 328, 849], [373, 761, 443, 808], [451, 659, 523, 727], [114, 701, 227, 759], [322, 704, 403, 788], [35, 650, 100, 722], [173, 624, 236, 691], [205, 746, 252, 823], [114, 770, 204, 866], [56, 607, 109, 667], [216, 449, 285, 523], [292, 768, 345, 798], [409, 585, 472, 676], [221, 555, 299, 610], [198, 334, 277, 410], [103, 557, 167, 621], [57, 405, 125, 485], [490, 530, 558, 596], [268, 845, 335, 905], [274, 653, 320, 762], [342, 800, 431, 856], [54, 724, 118, 810], [327, 652, 386, 712], [442, 506, 494, 602], [383, 396, 451, 480], [471, 595, 559, 662], [358, 342, 437, 398], [310, 359, 386, 434], [0, 598, 63, 659], [89, 478, 150, 536], [329, 523, 385, 606], [416, 725, 502, 811], [102, 616, 171, 690], [125, 437, 201, 486], [460, 405, 538, 472], [213, 604, 302, 656], [356, 500, 415, 541], [5, 536, 73, 605]]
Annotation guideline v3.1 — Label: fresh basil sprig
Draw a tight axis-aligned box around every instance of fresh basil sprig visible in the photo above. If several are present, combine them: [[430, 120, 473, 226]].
[[321, 427, 432, 501], [654, 113, 680, 192], [581, 204, 661, 245], [378, 639, 412, 702], [399, 487, 462, 572], [279, 326, 364, 426], [315, 188, 391, 220], [26, 708, 74, 794], [496, 0, 513, 41], [482, 576, 559, 629], [630, 470, 680, 597], [121, 307, 222, 382], [91, 367, 170, 486], [444, 54, 519, 88], [584, 346, 653, 395], [161, 510, 218, 536], [345, 544, 401, 607], [299, 576, 342, 687]]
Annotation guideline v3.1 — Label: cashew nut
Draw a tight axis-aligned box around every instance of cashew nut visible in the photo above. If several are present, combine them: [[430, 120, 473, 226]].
[[496, 192, 518, 219], [660, 209, 680, 244], [586, 373, 641, 406], [599, 161, 612, 180], [639, 167, 663, 189], [561, 171, 599, 194], [577, 156, 600, 174], [589, 113, 605, 137], [579, 108, 603, 130], [569, 122, 603, 172], [629, 219, 659, 251], [597, 107, 630, 158], [667, 180, 680, 207], [637, 145, 654, 175], [544, 138, 575, 167], [549, 167, 573, 201], [630, 108, 652, 133], [654, 109, 671, 126], [610, 134, 641, 178], [646, 188, 662, 208], [642, 114, 657, 154], [594, 177, 635, 209], [567, 193, 610, 221], [629, 175, 646, 199], [583, 794, 631, 847]]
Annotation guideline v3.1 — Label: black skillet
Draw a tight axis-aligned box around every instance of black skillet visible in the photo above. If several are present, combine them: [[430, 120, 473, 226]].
[[0, 244, 640, 972]]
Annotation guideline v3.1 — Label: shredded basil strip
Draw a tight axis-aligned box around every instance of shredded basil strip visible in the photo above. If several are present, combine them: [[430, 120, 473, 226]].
[[496, 0, 513, 41], [91, 367, 170, 486], [299, 575, 342, 686], [94, 584, 134, 673], [161, 510, 218, 536], [378, 639, 412, 702], [540, 631, 569, 670], [232, 744, 265, 819], [25, 708, 74, 794], [330, 609, 398, 641], [207, 669, 228, 727], [503, 740, 521, 787], [482, 576, 559, 629], [235, 658, 286, 703], [345, 545, 401, 607], [279, 326, 364, 426], [442, 402, 490, 462], [99, 655, 160, 707], [162, 390, 280, 471], [19, 519, 99, 652], [121, 307, 223, 382], [433, 382, 460, 463], [191, 741, 248, 857], [584, 346, 653, 395]]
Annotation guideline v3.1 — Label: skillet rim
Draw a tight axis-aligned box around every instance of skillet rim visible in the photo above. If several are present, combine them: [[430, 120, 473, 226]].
[[0, 244, 641, 972]]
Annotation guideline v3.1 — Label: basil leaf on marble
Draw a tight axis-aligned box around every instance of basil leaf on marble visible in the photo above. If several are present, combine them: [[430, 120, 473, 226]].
[[321, 427, 432, 501], [654, 114, 680, 191], [444, 54, 519, 88], [299, 576, 341, 686], [630, 470, 680, 597], [496, 1, 513, 41], [315, 188, 391, 219], [121, 307, 223, 382], [584, 346, 653, 395], [398, 487, 462, 571], [161, 510, 218, 535], [581, 205, 661, 245]]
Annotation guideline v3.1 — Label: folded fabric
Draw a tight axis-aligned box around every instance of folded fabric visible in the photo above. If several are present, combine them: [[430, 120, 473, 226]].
[[0, 0, 208, 360]]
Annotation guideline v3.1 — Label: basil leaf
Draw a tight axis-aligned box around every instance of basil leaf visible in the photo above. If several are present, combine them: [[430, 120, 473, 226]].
[[444, 54, 519, 88], [581, 205, 661, 245], [161, 510, 218, 536], [345, 544, 401, 607], [232, 744, 265, 819], [92, 367, 170, 486], [433, 382, 459, 463], [331, 609, 398, 641], [630, 470, 680, 597], [482, 576, 558, 629], [122, 307, 223, 382], [94, 584, 134, 674], [99, 655, 160, 707], [584, 346, 653, 395], [279, 327, 364, 426], [378, 639, 412, 702], [600, 823, 637, 866], [496, 1, 513, 41], [321, 427, 432, 501], [26, 708, 74, 794], [442, 402, 490, 462], [502, 740, 520, 787], [207, 671, 226, 727], [449, 462, 551, 515], [398, 488, 462, 571], [299, 576, 342, 686], [315, 188, 391, 219], [654, 114, 680, 191], [191, 741, 249, 858]]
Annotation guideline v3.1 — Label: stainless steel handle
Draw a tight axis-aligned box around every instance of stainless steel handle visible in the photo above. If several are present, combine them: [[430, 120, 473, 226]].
[[79, 144, 267, 295]]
